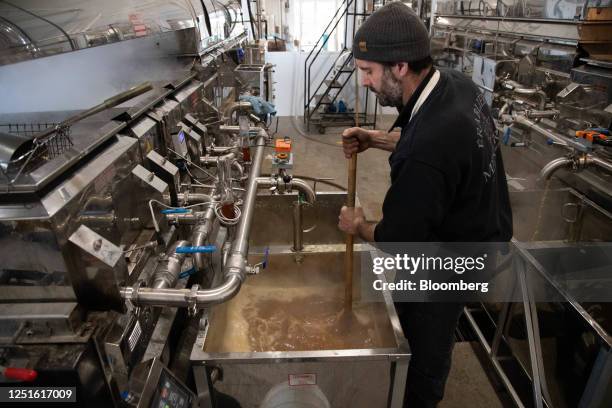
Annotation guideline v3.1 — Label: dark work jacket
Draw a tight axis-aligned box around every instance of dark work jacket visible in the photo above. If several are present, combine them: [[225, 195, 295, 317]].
[[374, 68, 513, 243]]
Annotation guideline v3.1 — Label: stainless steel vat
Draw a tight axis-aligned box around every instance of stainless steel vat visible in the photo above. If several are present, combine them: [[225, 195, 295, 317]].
[[190, 192, 410, 408]]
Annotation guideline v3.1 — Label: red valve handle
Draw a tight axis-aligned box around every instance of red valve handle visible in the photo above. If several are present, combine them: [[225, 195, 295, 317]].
[[3, 367, 38, 382]]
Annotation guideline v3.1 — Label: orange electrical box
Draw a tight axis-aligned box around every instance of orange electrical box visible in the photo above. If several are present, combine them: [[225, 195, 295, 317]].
[[275, 138, 292, 153]]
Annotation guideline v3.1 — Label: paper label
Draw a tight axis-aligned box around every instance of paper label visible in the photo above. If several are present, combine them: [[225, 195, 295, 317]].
[[288, 373, 316, 386]]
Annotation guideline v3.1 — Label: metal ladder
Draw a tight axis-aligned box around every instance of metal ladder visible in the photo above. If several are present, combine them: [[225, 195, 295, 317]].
[[303, 0, 382, 134]]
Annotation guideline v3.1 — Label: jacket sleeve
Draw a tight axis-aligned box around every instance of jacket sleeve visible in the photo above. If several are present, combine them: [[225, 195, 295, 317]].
[[374, 157, 451, 242]]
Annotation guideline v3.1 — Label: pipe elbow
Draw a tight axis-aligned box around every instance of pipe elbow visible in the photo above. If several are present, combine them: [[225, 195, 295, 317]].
[[223, 101, 252, 123], [291, 178, 316, 204], [232, 160, 244, 178], [195, 275, 242, 305], [540, 157, 573, 180]]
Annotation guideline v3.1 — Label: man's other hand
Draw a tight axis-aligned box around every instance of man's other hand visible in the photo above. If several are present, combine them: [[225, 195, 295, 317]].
[[338, 205, 366, 235], [342, 127, 371, 159]]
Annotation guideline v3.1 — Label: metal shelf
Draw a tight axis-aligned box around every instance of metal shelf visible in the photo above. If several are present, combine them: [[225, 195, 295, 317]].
[[434, 14, 579, 25]]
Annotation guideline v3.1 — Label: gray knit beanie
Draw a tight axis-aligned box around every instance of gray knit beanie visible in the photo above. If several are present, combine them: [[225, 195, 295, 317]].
[[352, 2, 430, 63]]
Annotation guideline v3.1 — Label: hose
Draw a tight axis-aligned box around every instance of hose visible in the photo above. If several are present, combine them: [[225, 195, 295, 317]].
[[290, 174, 346, 191], [246, 0, 257, 39]]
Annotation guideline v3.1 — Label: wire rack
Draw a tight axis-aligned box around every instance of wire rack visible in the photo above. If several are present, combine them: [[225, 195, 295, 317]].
[[0, 122, 73, 183], [0, 122, 57, 138]]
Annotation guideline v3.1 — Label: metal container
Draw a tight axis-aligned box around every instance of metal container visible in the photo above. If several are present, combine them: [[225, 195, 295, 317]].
[[234, 64, 273, 102], [190, 192, 410, 408], [0, 135, 163, 311]]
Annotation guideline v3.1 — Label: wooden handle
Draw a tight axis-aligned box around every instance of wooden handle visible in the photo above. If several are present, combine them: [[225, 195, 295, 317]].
[[344, 154, 357, 310], [344, 71, 360, 310]]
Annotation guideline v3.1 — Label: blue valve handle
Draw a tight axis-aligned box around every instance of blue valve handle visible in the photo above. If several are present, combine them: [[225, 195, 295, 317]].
[[161, 208, 190, 214], [179, 267, 197, 279], [262, 246, 269, 269], [502, 127, 512, 145], [546, 138, 554, 145], [175, 245, 217, 254]]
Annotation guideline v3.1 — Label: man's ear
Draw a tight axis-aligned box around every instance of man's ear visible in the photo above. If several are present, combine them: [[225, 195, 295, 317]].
[[392, 62, 409, 79]]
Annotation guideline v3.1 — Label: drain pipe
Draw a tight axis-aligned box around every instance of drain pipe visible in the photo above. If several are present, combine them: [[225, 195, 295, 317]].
[[256, 177, 316, 255], [540, 155, 612, 180], [255, 177, 316, 204], [223, 101, 252, 124], [540, 157, 576, 180], [120, 130, 268, 309]]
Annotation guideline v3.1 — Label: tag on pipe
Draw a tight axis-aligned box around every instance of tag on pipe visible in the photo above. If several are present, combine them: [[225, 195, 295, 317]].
[[161, 208, 190, 214], [175, 245, 217, 254]]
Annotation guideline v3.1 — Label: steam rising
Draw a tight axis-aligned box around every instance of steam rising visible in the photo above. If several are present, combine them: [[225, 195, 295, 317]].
[[0, 33, 192, 114]]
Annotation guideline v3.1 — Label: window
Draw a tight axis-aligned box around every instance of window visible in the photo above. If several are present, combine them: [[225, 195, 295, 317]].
[[296, 0, 345, 51]]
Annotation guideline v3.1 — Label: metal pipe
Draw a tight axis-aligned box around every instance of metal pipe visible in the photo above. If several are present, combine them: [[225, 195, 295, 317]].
[[502, 80, 546, 110], [525, 109, 559, 119], [121, 130, 269, 310], [201, 154, 234, 164], [498, 102, 510, 119], [165, 212, 201, 225], [200, 153, 243, 178], [589, 156, 612, 174], [218, 125, 264, 133], [255, 176, 316, 253], [25, 82, 153, 141], [152, 240, 190, 289], [228, 131, 267, 260], [207, 146, 240, 155], [120, 275, 241, 308], [195, 275, 241, 304], [192, 206, 216, 273], [255, 177, 316, 204], [289, 178, 316, 204], [514, 115, 568, 146], [540, 157, 573, 180], [232, 160, 244, 179], [249, 113, 264, 124], [292, 201, 303, 252], [177, 192, 213, 205], [223, 101, 252, 123]]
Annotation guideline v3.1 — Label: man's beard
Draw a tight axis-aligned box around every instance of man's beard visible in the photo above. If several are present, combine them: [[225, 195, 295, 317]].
[[368, 68, 403, 109]]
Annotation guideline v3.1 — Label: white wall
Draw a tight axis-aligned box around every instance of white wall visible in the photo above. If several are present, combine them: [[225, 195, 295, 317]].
[[266, 50, 382, 118]]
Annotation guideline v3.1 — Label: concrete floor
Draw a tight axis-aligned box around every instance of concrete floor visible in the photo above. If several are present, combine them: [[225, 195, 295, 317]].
[[271, 116, 509, 407]]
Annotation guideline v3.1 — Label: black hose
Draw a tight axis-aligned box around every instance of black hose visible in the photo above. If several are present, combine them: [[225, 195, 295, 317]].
[[291, 175, 346, 191], [215, 0, 235, 36], [246, 0, 257, 39], [199, 0, 212, 36]]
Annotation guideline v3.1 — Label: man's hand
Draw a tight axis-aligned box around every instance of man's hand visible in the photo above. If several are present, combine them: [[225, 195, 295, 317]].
[[342, 127, 372, 159], [338, 205, 366, 235]]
